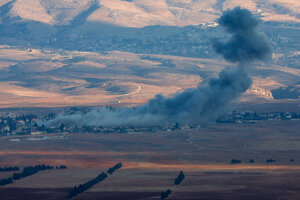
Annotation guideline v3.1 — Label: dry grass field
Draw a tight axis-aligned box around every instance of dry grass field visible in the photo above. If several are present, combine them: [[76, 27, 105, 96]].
[[0, 120, 300, 199]]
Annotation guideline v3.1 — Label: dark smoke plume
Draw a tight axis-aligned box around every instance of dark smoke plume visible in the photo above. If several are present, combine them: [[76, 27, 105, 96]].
[[40, 7, 270, 127], [212, 7, 270, 63]]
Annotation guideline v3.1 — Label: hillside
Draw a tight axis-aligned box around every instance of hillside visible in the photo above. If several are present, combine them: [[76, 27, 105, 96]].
[[0, 0, 299, 27], [0, 0, 299, 108]]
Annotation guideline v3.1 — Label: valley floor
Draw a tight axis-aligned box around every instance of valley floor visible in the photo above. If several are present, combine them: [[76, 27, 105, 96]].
[[0, 120, 300, 199]]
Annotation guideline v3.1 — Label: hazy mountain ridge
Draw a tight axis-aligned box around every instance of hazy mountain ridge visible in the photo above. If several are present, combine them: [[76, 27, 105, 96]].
[[0, 1, 299, 52], [0, 0, 299, 27], [1, 0, 97, 25]]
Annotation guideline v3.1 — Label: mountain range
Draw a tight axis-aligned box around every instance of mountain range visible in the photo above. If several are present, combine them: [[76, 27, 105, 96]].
[[1, 0, 299, 28]]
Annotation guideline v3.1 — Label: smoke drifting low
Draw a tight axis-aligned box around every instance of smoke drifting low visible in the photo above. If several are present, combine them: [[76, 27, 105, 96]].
[[41, 7, 270, 127]]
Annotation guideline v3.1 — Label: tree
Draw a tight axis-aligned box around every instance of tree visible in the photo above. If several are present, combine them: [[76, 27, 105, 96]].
[[161, 189, 172, 199], [175, 170, 185, 185], [60, 123, 65, 132]]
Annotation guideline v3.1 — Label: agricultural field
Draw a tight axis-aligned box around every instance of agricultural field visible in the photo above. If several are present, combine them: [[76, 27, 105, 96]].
[[0, 120, 300, 199]]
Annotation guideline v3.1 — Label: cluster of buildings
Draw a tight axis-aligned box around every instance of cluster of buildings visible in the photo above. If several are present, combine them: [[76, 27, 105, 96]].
[[0, 110, 299, 136], [217, 111, 300, 124], [0, 113, 39, 136]]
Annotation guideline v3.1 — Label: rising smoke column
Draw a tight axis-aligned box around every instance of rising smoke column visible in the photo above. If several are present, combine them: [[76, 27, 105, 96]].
[[212, 7, 270, 63], [42, 7, 270, 127]]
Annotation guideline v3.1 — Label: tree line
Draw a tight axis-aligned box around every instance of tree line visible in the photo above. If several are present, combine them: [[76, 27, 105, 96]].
[[0, 164, 67, 187], [0, 166, 19, 172], [67, 162, 123, 198], [0, 177, 13, 186], [107, 162, 123, 175], [67, 172, 107, 198], [12, 164, 54, 180], [230, 158, 295, 164]]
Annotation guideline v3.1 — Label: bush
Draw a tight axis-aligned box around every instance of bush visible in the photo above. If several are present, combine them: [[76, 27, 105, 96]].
[[230, 159, 242, 164], [266, 159, 276, 163], [56, 165, 67, 169]]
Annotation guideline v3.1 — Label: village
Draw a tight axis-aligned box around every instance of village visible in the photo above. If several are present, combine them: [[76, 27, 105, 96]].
[[0, 109, 299, 136]]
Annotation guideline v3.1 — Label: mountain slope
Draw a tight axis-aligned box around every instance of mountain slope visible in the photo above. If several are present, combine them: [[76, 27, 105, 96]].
[[1, 0, 98, 25], [0, 0, 299, 28]]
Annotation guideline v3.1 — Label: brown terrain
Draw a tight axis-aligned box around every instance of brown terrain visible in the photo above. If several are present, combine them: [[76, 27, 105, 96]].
[[0, 1, 299, 109], [0, 1, 299, 199], [0, 46, 299, 109], [0, 120, 300, 199]]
